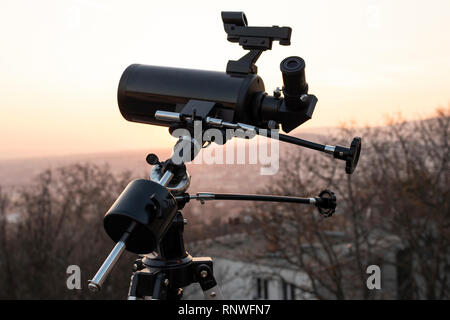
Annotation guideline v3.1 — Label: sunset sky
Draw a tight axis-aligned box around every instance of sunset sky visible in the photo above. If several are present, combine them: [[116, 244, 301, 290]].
[[0, 0, 449, 159]]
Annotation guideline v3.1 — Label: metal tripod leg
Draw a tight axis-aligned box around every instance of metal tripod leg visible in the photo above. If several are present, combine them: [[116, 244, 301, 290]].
[[202, 283, 224, 300], [151, 272, 168, 300], [127, 272, 142, 300], [195, 261, 224, 300], [127, 269, 169, 300]]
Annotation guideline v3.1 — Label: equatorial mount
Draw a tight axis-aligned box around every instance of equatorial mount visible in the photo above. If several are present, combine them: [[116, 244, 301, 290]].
[[88, 136, 341, 297]]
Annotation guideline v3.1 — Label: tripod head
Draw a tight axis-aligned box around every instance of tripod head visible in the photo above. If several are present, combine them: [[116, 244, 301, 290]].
[[118, 11, 317, 133]]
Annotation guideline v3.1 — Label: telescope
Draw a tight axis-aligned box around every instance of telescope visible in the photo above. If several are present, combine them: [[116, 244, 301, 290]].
[[118, 12, 314, 133], [117, 11, 360, 172], [88, 11, 361, 300]]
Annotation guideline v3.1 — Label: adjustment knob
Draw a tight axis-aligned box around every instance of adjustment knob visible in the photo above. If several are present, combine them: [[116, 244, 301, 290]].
[[146, 153, 160, 166], [333, 137, 362, 174], [316, 190, 336, 217]]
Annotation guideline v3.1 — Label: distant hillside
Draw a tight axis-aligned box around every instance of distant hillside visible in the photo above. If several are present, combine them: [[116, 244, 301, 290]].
[[0, 131, 333, 189], [0, 131, 336, 220]]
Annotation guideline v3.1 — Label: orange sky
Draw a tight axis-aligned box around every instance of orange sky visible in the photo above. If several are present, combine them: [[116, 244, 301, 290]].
[[0, 0, 449, 159]]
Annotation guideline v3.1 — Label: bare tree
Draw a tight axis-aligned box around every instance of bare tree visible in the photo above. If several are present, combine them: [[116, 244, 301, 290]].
[[0, 163, 139, 299], [0, 108, 447, 300], [244, 107, 449, 300], [0, 161, 220, 299], [371, 108, 450, 299], [0, 186, 17, 298]]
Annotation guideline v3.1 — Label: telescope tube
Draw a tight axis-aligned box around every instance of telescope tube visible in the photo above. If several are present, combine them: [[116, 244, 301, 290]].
[[117, 64, 265, 127]]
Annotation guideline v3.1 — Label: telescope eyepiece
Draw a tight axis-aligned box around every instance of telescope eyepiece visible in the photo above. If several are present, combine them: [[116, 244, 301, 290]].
[[280, 56, 305, 74], [280, 56, 308, 110]]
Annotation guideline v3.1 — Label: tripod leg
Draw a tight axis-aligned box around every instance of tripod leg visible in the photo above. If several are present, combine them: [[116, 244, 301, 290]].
[[127, 273, 143, 300], [202, 284, 224, 300], [128, 270, 170, 300], [196, 264, 224, 300], [151, 272, 168, 300]]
